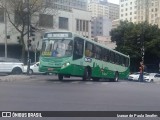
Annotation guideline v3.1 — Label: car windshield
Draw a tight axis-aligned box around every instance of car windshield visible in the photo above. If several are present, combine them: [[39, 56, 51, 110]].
[[41, 39, 73, 57]]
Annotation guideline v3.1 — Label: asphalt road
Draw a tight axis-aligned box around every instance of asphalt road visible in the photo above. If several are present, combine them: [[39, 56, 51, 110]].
[[0, 75, 160, 120]]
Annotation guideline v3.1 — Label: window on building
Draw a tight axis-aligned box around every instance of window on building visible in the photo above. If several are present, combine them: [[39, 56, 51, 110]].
[[86, 21, 89, 32], [80, 20, 82, 31], [155, 8, 158, 12], [76, 19, 79, 31], [59, 17, 68, 30], [39, 14, 53, 28], [0, 8, 4, 22], [83, 20, 86, 31]]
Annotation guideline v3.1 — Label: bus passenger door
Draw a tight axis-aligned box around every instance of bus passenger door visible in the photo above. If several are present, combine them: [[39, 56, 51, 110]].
[[72, 37, 84, 76]]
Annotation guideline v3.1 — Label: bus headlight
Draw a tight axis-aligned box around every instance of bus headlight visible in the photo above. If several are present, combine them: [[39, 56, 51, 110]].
[[62, 62, 70, 68]]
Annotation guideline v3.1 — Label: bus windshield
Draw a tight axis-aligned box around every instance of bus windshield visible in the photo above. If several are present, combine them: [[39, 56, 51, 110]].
[[41, 39, 73, 57]]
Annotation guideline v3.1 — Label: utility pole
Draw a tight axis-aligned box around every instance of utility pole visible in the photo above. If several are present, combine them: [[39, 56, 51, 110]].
[[27, 0, 31, 75], [4, 0, 7, 58]]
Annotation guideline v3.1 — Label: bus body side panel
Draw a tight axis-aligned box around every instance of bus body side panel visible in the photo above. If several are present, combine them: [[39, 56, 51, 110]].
[[91, 59, 130, 80]]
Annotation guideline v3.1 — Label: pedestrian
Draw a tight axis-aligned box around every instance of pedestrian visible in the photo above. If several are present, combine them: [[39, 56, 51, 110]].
[[139, 61, 144, 82]]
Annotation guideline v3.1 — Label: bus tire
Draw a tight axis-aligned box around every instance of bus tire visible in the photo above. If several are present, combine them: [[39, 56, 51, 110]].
[[58, 74, 63, 80], [114, 72, 119, 82], [92, 77, 99, 81], [83, 68, 91, 81]]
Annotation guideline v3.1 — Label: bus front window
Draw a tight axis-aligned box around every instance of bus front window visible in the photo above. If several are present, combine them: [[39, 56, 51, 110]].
[[41, 39, 73, 57]]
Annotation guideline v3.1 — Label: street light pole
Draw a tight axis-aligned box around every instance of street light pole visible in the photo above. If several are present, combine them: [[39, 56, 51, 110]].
[[27, 0, 30, 75], [4, 0, 7, 58]]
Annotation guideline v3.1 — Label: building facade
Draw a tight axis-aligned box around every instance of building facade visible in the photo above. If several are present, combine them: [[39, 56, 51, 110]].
[[46, 0, 87, 11], [88, 2, 109, 18], [120, 0, 160, 27], [88, 0, 118, 49], [0, 0, 91, 61], [91, 16, 112, 38], [108, 3, 120, 20]]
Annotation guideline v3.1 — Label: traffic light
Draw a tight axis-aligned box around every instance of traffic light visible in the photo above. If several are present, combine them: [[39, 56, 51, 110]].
[[30, 25, 36, 36], [27, 39, 32, 47], [137, 35, 141, 45]]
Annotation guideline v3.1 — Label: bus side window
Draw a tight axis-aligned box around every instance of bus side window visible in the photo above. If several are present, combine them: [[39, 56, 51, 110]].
[[73, 37, 84, 60], [110, 52, 115, 64], [107, 51, 110, 62], [95, 45, 102, 60], [85, 41, 94, 58], [102, 48, 107, 61], [119, 56, 123, 65]]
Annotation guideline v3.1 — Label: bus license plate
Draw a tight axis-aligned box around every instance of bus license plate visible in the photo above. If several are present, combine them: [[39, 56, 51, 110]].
[[48, 68, 53, 71]]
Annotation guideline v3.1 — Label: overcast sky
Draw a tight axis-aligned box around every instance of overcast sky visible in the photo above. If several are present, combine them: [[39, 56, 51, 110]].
[[108, 0, 119, 4]]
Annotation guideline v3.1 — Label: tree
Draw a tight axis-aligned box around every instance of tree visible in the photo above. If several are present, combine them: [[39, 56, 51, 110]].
[[110, 21, 160, 72], [0, 0, 58, 63]]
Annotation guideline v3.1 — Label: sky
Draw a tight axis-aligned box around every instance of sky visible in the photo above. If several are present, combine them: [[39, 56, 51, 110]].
[[108, 0, 119, 4]]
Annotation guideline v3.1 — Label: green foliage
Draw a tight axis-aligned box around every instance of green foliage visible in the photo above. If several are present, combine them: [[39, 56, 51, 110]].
[[110, 21, 160, 72]]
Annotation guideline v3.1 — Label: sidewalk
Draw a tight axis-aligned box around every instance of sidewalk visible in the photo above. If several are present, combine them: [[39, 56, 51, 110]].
[[0, 74, 57, 82], [0, 74, 34, 82]]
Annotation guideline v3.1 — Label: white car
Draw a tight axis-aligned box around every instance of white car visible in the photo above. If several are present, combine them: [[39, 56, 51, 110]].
[[144, 73, 160, 82], [24, 62, 44, 75], [128, 72, 148, 81], [0, 57, 24, 74]]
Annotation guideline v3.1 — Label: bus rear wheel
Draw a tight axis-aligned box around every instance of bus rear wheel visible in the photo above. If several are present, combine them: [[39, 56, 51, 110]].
[[114, 72, 119, 82], [58, 74, 63, 80]]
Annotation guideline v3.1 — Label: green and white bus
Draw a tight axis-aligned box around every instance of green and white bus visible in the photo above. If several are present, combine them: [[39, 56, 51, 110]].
[[39, 31, 130, 81]]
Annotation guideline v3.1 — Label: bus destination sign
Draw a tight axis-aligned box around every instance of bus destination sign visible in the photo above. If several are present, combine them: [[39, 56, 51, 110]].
[[44, 32, 72, 38]]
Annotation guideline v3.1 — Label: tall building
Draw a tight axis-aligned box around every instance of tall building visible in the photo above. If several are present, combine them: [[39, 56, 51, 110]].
[[88, 0, 118, 49], [108, 3, 120, 20], [91, 16, 112, 38], [88, 1, 109, 17], [46, 0, 87, 11], [120, 0, 160, 27]]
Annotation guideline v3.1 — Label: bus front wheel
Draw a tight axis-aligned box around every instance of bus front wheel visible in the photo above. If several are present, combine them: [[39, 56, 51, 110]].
[[83, 68, 91, 81], [92, 77, 99, 81], [58, 74, 63, 80]]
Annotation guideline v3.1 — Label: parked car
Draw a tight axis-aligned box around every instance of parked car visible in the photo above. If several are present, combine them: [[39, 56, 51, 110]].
[[0, 57, 24, 74], [128, 72, 148, 81], [144, 73, 160, 83], [24, 62, 45, 75]]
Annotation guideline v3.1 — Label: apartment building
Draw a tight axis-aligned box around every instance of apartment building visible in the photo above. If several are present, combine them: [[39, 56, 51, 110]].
[[91, 16, 112, 38], [120, 0, 160, 27], [88, 0, 119, 20], [88, 1, 109, 17], [88, 0, 118, 49], [108, 3, 119, 20], [46, 0, 87, 11]]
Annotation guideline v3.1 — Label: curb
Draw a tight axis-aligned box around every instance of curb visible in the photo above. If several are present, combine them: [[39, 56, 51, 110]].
[[0, 75, 34, 82]]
